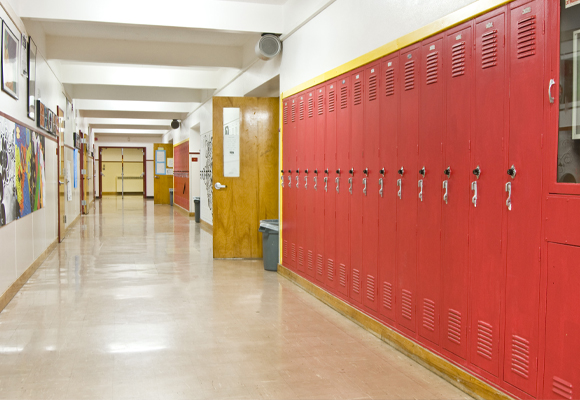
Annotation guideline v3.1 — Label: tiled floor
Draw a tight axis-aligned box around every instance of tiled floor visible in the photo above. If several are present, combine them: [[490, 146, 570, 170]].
[[0, 196, 472, 399]]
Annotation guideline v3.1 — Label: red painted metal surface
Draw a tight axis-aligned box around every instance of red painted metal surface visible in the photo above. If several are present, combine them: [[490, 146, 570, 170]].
[[324, 81, 338, 293], [314, 85, 326, 285], [304, 90, 317, 278], [282, 97, 297, 270], [296, 95, 307, 274], [173, 141, 190, 211]]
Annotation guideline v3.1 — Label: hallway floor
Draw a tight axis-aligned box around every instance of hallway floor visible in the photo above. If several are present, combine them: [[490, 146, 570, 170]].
[[0, 197, 472, 400]]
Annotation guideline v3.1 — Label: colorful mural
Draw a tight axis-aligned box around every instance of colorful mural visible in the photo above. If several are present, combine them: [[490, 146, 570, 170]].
[[0, 116, 46, 228]]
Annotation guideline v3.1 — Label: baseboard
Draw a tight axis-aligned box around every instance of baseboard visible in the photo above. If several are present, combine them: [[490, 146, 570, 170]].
[[0, 238, 58, 313], [174, 203, 193, 217], [277, 264, 515, 400], [200, 219, 213, 234]]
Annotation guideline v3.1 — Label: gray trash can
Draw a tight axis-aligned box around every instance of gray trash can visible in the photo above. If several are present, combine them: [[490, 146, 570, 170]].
[[259, 219, 279, 271], [169, 189, 174, 206], [193, 197, 200, 223]]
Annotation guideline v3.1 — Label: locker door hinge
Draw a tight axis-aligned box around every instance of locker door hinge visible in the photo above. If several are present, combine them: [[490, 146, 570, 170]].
[[63, 215, 67, 224], [541, 133, 543, 148], [539, 247, 541, 262], [468, 140, 471, 150], [543, 20, 545, 35]]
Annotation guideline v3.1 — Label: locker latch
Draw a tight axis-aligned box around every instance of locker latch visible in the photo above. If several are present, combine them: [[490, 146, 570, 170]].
[[304, 176, 308, 190], [418, 179, 423, 202], [397, 179, 402, 199], [335, 177, 340, 193], [288, 175, 291, 187], [363, 178, 367, 196], [442, 180, 448, 205], [296, 175, 299, 188], [471, 181, 478, 207], [379, 169, 385, 198], [348, 177, 353, 194], [505, 182, 512, 211], [313, 176, 317, 191], [324, 177, 328, 192], [507, 165, 516, 179]]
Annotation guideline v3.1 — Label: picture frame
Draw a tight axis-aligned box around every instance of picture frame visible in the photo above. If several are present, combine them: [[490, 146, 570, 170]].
[[27, 38, 36, 120], [38, 100, 44, 129], [20, 33, 27, 78], [2, 21, 19, 100]]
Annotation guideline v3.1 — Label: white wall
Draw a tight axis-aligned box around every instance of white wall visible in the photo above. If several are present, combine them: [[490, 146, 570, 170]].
[[280, 0, 476, 92]]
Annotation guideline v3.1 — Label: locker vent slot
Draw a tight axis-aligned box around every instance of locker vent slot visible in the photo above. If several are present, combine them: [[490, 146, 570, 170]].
[[283, 106, 288, 124], [316, 254, 323, 275], [308, 97, 314, 118], [477, 321, 494, 360], [368, 75, 377, 101], [517, 15, 536, 59], [404, 60, 415, 91], [481, 30, 498, 69], [352, 268, 360, 294], [328, 91, 335, 113], [283, 240, 288, 259], [447, 309, 462, 345], [382, 282, 393, 310], [385, 68, 395, 96], [451, 42, 466, 77], [291, 104, 296, 122], [340, 87, 348, 109], [298, 247, 304, 266], [339, 264, 347, 287], [327, 259, 334, 281], [299, 101, 304, 120], [307, 250, 313, 270], [318, 94, 324, 115], [402, 290, 413, 320], [353, 81, 362, 106], [426, 51, 439, 85], [552, 376, 573, 400], [291, 243, 296, 262], [366, 275, 375, 302], [422, 299, 435, 331], [511, 335, 530, 379]]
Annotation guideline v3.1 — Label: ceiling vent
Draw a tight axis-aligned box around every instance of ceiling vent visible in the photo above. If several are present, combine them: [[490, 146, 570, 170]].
[[255, 34, 282, 61]]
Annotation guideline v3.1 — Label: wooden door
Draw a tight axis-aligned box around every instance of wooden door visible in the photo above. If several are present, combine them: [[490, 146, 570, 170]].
[[81, 132, 89, 214], [153, 143, 173, 204], [212, 97, 279, 259], [57, 107, 66, 242]]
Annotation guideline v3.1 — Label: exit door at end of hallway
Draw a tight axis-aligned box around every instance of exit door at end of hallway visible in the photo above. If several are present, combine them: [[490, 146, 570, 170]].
[[99, 147, 146, 198]]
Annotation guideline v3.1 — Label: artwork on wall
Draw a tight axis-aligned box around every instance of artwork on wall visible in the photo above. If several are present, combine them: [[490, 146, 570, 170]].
[[2, 21, 19, 100], [20, 33, 27, 78], [0, 116, 46, 228], [200, 134, 213, 215], [37, 100, 57, 136], [27, 38, 36, 120]]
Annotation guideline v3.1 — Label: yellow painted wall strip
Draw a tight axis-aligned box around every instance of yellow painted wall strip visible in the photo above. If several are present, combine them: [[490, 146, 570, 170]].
[[281, 0, 513, 99]]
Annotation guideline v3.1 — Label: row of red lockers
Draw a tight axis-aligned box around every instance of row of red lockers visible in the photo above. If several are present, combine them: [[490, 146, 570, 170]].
[[281, 1, 575, 399]]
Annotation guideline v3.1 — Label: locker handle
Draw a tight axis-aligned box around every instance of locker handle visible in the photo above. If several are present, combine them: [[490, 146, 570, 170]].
[[296, 175, 299, 188], [281, 175, 284, 188], [471, 181, 478, 207], [348, 177, 353, 194], [324, 177, 328, 192], [397, 179, 402, 199], [418, 179, 423, 202], [379, 178, 383, 198], [505, 182, 512, 211], [442, 180, 448, 204], [304, 176, 308, 190], [313, 176, 317, 191], [288, 175, 291, 187], [549, 78, 555, 104], [336, 177, 340, 193], [363, 178, 367, 196]]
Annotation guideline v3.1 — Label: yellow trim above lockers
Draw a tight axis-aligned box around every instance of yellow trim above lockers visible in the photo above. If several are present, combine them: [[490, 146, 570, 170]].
[[173, 138, 189, 147], [281, 0, 514, 100]]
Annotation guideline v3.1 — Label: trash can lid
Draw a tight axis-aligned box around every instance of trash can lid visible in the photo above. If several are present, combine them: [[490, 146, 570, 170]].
[[169, 189, 174, 192], [259, 219, 279, 232], [193, 197, 200, 202]]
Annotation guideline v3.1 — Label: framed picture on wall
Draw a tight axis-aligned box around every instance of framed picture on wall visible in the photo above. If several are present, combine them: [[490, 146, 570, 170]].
[[2, 21, 19, 100], [27, 38, 36, 120], [20, 33, 27, 77]]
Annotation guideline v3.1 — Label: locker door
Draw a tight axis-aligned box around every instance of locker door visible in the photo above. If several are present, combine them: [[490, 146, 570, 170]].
[[283, 97, 297, 270], [543, 243, 580, 400], [470, 9, 507, 377], [396, 45, 420, 333], [296, 95, 306, 274], [417, 36, 444, 346], [503, 1, 544, 395], [441, 23, 473, 360], [362, 63, 381, 313], [314, 85, 326, 285], [378, 54, 399, 325], [304, 90, 316, 278], [335, 76, 351, 299], [324, 81, 338, 293], [349, 70, 364, 305]]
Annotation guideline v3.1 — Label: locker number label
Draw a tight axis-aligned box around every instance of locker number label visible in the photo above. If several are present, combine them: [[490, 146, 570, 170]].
[[522, 7, 531, 14], [388, 62, 392, 67], [429, 45, 435, 50], [456, 34, 462, 40], [486, 22, 494, 29], [407, 54, 412, 59]]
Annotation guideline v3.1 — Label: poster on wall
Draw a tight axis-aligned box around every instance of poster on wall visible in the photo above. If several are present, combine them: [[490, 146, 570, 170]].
[[20, 33, 27, 78], [0, 117, 16, 226], [2, 21, 19, 100], [73, 149, 78, 189], [223, 108, 240, 177], [15, 124, 45, 218], [65, 161, 72, 201], [27, 38, 36, 120], [573, 29, 580, 140]]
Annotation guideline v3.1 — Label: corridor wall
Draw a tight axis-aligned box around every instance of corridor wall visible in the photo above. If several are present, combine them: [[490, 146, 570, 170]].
[[280, 1, 574, 399]]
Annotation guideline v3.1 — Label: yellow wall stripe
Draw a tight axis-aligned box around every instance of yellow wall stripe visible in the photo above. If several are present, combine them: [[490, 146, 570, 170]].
[[173, 138, 189, 147], [281, 0, 513, 99]]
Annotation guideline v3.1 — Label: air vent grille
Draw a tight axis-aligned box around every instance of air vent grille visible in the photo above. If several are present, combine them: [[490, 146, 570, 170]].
[[291, 104, 295, 122], [423, 298, 435, 331], [368, 75, 377, 101], [317, 254, 323, 276], [327, 259, 334, 281], [339, 263, 347, 287], [553, 376, 573, 400], [283, 105, 288, 124], [511, 335, 530, 379], [328, 91, 335, 113], [308, 97, 314, 118], [402, 289, 413, 320], [477, 321, 494, 360], [482, 30, 498, 69], [340, 87, 348, 109], [291, 243, 296, 262], [352, 269, 360, 294], [382, 282, 393, 310], [385, 68, 395, 96], [298, 247, 304, 266], [448, 309, 462, 345], [299, 101, 304, 120], [318, 94, 324, 115], [354, 81, 362, 106], [426, 51, 439, 85], [451, 42, 466, 77], [307, 250, 313, 271], [404, 60, 415, 91], [283, 240, 288, 259], [366, 275, 375, 302], [517, 15, 536, 59]]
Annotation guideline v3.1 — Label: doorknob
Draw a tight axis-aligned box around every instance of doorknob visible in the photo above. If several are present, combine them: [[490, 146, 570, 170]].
[[59, 181, 64, 185], [215, 182, 227, 190]]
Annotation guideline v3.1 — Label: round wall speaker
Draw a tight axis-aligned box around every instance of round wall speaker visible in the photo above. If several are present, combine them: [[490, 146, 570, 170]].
[[255, 34, 282, 61], [171, 119, 180, 129]]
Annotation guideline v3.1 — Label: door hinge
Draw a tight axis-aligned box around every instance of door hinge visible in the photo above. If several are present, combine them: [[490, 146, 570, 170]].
[[539, 247, 541, 262], [63, 216, 67, 224]]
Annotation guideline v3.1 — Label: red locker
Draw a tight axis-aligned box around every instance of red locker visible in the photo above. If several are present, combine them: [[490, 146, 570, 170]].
[[469, 9, 507, 378], [282, 97, 297, 270], [543, 243, 580, 400], [362, 63, 381, 313], [503, 1, 544, 395], [304, 90, 317, 278], [335, 76, 351, 299], [378, 54, 399, 325], [417, 35, 444, 346], [396, 45, 420, 333], [296, 95, 306, 274], [441, 23, 473, 360], [314, 85, 326, 285], [324, 81, 338, 293], [349, 69, 365, 305]]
